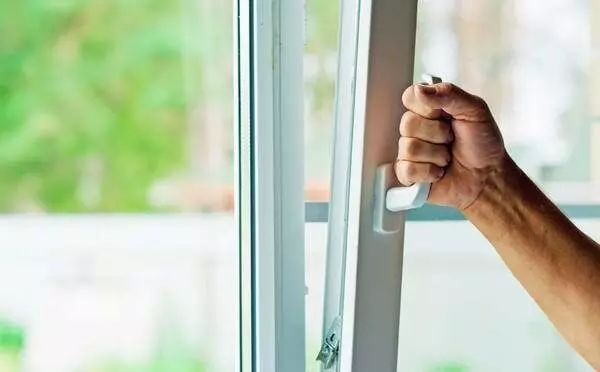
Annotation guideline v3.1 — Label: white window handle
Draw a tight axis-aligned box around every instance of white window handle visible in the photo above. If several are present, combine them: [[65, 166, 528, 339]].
[[373, 74, 442, 233], [385, 176, 432, 212]]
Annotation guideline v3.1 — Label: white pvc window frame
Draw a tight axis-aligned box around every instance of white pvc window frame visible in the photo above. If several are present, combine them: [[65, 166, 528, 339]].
[[322, 0, 419, 370], [236, 0, 306, 371]]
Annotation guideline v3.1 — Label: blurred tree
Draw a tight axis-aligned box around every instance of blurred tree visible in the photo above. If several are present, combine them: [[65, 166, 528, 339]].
[[0, 0, 232, 212]]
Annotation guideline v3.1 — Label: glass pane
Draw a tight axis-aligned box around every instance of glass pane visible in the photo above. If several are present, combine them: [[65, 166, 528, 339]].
[[400, 220, 595, 371], [304, 0, 340, 202], [305, 223, 328, 372], [401, 0, 600, 369], [0, 1, 237, 371], [414, 0, 598, 189], [304, 0, 340, 370]]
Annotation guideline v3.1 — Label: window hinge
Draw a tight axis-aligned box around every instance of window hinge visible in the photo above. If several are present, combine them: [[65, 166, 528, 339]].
[[316, 316, 342, 369]]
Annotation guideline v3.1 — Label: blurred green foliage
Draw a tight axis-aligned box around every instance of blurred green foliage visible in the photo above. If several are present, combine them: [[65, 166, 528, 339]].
[[305, 0, 339, 115], [303, 0, 340, 183], [0, 319, 24, 351], [0, 0, 212, 212], [0, 0, 338, 212], [426, 361, 470, 372]]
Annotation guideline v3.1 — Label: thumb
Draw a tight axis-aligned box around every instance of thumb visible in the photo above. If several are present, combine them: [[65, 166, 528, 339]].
[[415, 82, 490, 122]]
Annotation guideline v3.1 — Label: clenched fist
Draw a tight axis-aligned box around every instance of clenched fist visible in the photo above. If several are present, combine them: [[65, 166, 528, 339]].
[[397, 82, 506, 210]]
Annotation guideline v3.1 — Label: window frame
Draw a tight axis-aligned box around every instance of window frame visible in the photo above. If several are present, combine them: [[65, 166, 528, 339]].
[[236, 0, 306, 370]]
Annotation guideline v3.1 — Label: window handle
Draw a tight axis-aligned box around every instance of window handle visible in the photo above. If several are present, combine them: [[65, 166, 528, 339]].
[[385, 176, 432, 212], [373, 75, 441, 233]]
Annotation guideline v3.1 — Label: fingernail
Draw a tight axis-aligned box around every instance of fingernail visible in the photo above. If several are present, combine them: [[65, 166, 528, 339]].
[[448, 131, 454, 143], [417, 84, 436, 95], [437, 168, 446, 178]]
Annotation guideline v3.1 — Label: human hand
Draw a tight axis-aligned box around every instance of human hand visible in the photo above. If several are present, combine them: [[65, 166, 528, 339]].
[[396, 82, 507, 210]]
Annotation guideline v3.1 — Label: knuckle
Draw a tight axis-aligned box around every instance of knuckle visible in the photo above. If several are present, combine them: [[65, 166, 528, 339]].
[[475, 96, 491, 113], [472, 92, 489, 106], [466, 96, 491, 118], [437, 82, 456, 95]]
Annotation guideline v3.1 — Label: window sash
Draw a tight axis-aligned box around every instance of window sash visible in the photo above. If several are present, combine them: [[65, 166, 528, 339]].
[[323, 0, 419, 370]]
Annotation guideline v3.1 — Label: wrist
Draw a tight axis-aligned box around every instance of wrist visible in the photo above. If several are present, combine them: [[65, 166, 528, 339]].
[[462, 154, 522, 215]]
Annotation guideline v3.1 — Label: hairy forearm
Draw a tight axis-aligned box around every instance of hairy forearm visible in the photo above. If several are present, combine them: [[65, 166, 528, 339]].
[[464, 155, 600, 368]]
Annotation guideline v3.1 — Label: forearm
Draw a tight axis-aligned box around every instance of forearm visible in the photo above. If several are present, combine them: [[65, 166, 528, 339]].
[[464, 155, 600, 368]]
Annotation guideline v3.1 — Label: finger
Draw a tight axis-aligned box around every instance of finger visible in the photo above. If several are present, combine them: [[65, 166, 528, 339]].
[[401, 85, 443, 119], [402, 82, 490, 121], [399, 111, 453, 144], [394, 160, 445, 186], [397, 137, 451, 168]]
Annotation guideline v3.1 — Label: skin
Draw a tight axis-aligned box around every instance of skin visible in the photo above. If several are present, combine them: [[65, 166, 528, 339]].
[[397, 82, 600, 369]]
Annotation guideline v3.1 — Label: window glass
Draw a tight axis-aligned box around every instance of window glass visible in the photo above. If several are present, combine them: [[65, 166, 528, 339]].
[[305, 223, 328, 372], [0, 1, 237, 370], [399, 0, 599, 370], [414, 0, 598, 190], [304, 0, 339, 203], [400, 220, 595, 371], [304, 1, 340, 371]]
